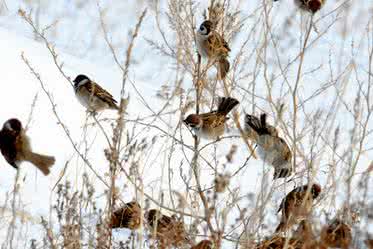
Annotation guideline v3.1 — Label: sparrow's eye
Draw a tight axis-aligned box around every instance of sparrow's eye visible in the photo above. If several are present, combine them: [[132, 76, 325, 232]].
[[199, 25, 207, 35]]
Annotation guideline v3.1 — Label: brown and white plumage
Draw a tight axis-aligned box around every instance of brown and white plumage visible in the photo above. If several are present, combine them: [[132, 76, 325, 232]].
[[197, 20, 231, 79], [73, 74, 119, 113], [0, 119, 55, 175], [255, 236, 303, 249], [275, 184, 321, 232], [184, 97, 239, 139], [320, 219, 352, 249], [110, 201, 142, 230], [145, 209, 189, 249], [245, 113, 292, 179], [273, 0, 326, 13]]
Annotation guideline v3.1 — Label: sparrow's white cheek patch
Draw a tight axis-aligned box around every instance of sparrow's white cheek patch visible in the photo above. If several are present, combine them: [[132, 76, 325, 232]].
[[4, 122, 13, 131], [77, 78, 90, 87]]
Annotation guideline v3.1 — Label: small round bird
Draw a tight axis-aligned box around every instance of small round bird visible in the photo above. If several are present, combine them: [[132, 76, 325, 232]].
[[0, 118, 55, 175], [73, 74, 119, 113], [273, 0, 326, 13], [275, 183, 321, 232], [184, 97, 239, 140], [110, 201, 142, 230], [245, 113, 292, 179], [197, 20, 231, 79]]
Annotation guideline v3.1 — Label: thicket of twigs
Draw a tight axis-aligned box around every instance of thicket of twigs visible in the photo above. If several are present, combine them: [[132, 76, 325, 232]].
[[0, 0, 372, 248]]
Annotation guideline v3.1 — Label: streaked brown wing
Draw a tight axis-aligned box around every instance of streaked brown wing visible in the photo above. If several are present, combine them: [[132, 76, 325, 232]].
[[200, 112, 226, 129], [207, 32, 230, 57], [85, 81, 118, 105]]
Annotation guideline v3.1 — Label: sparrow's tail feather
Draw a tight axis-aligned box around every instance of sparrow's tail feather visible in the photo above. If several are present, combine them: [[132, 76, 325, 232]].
[[25, 151, 55, 175], [218, 57, 230, 79], [273, 167, 292, 179], [217, 97, 239, 115]]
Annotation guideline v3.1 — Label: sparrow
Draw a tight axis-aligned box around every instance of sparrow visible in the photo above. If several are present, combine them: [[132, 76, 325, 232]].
[[0, 118, 55, 175], [110, 201, 141, 230], [245, 113, 292, 179], [320, 219, 352, 249], [183, 97, 239, 139], [255, 236, 303, 249], [275, 183, 321, 232], [191, 240, 213, 249], [73, 74, 119, 113], [145, 209, 189, 249], [197, 20, 231, 79], [273, 0, 325, 13]]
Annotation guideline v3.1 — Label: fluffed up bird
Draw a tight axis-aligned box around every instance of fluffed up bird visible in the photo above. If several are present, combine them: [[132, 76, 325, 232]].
[[320, 219, 352, 249], [184, 97, 239, 140], [73, 74, 119, 113], [110, 201, 142, 230], [275, 183, 321, 233], [273, 0, 325, 14], [197, 20, 231, 79], [191, 240, 213, 249], [0, 118, 55, 175], [145, 209, 189, 249], [245, 113, 292, 179]]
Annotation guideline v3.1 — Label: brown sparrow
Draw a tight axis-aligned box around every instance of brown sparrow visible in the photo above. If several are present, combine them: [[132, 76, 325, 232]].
[[245, 113, 292, 179], [320, 219, 352, 249], [197, 20, 231, 79], [0, 118, 55, 175], [110, 201, 141, 230], [184, 97, 239, 140], [275, 183, 321, 232], [145, 209, 189, 249], [73, 74, 119, 113], [255, 236, 303, 249], [273, 0, 325, 13], [191, 240, 213, 249]]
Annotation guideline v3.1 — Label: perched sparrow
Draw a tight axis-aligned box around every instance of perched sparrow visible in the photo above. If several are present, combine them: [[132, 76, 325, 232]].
[[145, 209, 189, 249], [320, 219, 352, 249], [110, 201, 141, 230], [197, 20, 231, 79], [0, 119, 55, 175], [245, 113, 292, 179], [273, 0, 325, 13], [73, 74, 119, 113], [184, 97, 239, 139], [191, 240, 213, 249], [275, 183, 321, 232], [255, 235, 303, 249]]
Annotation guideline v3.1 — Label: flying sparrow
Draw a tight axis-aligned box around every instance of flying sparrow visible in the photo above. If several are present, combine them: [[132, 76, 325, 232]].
[[145, 209, 189, 249], [73, 74, 119, 113], [245, 113, 292, 179], [197, 20, 231, 79], [275, 183, 321, 232], [191, 240, 213, 249], [110, 201, 142, 230], [184, 97, 239, 140], [273, 0, 325, 13], [320, 219, 352, 249], [0, 118, 55, 175]]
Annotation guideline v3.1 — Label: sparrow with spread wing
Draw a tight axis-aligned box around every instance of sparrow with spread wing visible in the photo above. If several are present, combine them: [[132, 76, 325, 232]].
[[110, 201, 141, 230], [275, 183, 321, 232], [197, 20, 231, 79], [73, 74, 119, 113], [245, 113, 292, 179], [184, 97, 239, 140], [273, 0, 325, 13], [0, 118, 55, 175]]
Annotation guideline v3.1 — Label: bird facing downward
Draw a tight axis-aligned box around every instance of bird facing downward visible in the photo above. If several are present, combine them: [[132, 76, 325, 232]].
[[245, 113, 292, 179], [73, 74, 119, 113], [275, 183, 321, 232], [273, 0, 325, 14], [0, 118, 55, 175], [184, 97, 239, 140], [197, 20, 231, 79]]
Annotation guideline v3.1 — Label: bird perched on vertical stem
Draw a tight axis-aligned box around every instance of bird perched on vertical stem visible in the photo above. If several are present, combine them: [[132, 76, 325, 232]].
[[145, 209, 189, 249], [275, 183, 321, 232], [0, 118, 55, 175], [244, 113, 292, 179], [320, 219, 352, 249], [110, 201, 142, 230], [196, 20, 231, 79], [73, 74, 119, 113], [273, 0, 326, 14], [183, 97, 239, 140]]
